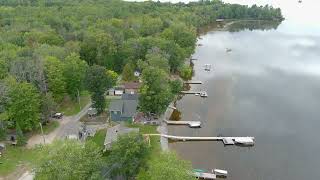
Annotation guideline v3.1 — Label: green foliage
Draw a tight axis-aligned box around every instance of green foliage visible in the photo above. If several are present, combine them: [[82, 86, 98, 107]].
[[7, 79, 41, 131], [85, 65, 111, 113], [40, 93, 57, 123], [169, 79, 183, 94], [106, 132, 149, 179], [139, 67, 174, 115], [0, 58, 8, 79], [145, 49, 170, 73], [63, 53, 88, 99], [106, 70, 119, 86], [35, 140, 104, 180], [16, 123, 26, 146], [122, 63, 136, 82], [137, 152, 193, 180], [179, 64, 193, 80], [44, 56, 66, 102]]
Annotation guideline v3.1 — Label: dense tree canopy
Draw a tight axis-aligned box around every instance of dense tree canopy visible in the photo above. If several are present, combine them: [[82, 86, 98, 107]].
[[106, 132, 149, 179], [139, 67, 174, 115], [35, 140, 104, 180], [137, 152, 193, 180], [0, 0, 282, 130]]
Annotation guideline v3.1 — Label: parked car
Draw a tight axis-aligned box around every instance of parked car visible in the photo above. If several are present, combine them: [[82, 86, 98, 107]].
[[52, 112, 63, 119]]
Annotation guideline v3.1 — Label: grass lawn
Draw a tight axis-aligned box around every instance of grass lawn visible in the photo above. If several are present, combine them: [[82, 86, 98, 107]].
[[58, 91, 91, 116], [36, 121, 59, 135], [86, 129, 107, 149], [0, 146, 43, 176], [126, 123, 161, 156]]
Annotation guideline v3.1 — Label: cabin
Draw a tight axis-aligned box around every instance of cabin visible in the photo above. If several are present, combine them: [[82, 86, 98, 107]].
[[123, 82, 140, 94], [104, 124, 139, 151], [109, 94, 139, 121]]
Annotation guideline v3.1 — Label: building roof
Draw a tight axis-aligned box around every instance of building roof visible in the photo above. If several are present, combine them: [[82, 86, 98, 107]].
[[123, 82, 140, 89], [121, 94, 139, 100], [109, 99, 138, 117], [104, 124, 139, 146], [109, 100, 123, 112], [122, 100, 138, 117]]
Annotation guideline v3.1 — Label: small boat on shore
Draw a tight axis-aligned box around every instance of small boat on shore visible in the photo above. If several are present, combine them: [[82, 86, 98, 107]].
[[188, 121, 201, 128], [234, 137, 254, 145], [214, 169, 228, 177], [200, 92, 208, 97]]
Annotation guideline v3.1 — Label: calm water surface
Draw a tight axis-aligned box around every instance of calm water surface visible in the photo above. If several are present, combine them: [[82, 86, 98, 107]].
[[167, 1, 320, 180]]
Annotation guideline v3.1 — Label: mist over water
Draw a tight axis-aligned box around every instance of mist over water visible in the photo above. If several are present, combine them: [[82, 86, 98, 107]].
[[164, 0, 320, 179]]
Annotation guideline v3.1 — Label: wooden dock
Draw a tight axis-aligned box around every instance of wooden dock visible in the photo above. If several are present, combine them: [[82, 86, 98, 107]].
[[181, 91, 202, 94], [164, 120, 201, 127], [145, 134, 255, 145], [184, 80, 203, 84]]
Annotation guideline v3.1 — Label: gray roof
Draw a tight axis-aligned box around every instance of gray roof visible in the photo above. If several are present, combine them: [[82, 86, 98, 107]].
[[122, 100, 138, 117], [109, 98, 138, 118], [109, 100, 123, 112], [104, 124, 139, 146], [121, 94, 139, 100]]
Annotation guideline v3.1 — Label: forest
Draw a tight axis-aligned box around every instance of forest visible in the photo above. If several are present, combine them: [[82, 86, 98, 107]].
[[0, 0, 283, 132]]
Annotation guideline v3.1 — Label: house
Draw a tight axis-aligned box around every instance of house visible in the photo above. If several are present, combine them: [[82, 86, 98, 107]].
[[108, 86, 124, 96], [123, 82, 140, 94], [108, 88, 115, 96], [115, 86, 124, 96], [104, 124, 139, 151], [109, 94, 139, 121]]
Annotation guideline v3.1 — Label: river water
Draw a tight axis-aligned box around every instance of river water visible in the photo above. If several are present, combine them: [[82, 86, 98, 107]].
[[167, 0, 320, 179]]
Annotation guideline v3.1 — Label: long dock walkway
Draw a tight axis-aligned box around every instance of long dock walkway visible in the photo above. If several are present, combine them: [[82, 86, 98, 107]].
[[184, 80, 203, 84], [164, 120, 201, 127], [193, 172, 216, 179], [145, 134, 255, 145]]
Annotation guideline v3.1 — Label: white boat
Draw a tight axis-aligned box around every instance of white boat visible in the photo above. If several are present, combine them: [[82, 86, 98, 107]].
[[200, 92, 208, 97], [188, 121, 201, 128], [195, 93, 200, 96], [234, 137, 254, 145], [204, 64, 212, 71], [214, 169, 228, 176]]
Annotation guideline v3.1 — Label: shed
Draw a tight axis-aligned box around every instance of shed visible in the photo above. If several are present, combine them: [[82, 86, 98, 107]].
[[123, 82, 140, 94]]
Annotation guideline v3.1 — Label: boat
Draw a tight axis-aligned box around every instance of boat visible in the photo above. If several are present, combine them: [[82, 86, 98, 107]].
[[204, 64, 211, 71], [234, 137, 254, 145], [226, 48, 232, 52], [195, 93, 200, 96], [214, 169, 228, 177], [188, 121, 201, 128], [200, 92, 208, 97], [298, 0, 302, 3]]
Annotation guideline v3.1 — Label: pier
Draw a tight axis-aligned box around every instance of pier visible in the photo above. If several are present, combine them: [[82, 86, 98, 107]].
[[193, 172, 216, 179], [184, 80, 203, 84], [164, 120, 201, 128], [145, 134, 255, 145]]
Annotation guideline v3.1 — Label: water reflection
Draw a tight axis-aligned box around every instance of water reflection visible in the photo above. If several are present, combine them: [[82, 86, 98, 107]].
[[228, 20, 281, 32]]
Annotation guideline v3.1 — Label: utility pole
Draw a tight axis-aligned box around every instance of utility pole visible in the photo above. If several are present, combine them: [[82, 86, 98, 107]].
[[39, 122, 45, 144], [77, 89, 81, 110]]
